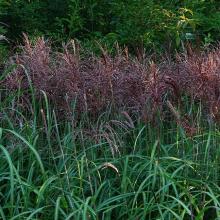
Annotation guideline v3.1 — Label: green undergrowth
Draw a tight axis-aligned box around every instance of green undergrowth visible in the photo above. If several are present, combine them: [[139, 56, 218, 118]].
[[0, 89, 220, 220]]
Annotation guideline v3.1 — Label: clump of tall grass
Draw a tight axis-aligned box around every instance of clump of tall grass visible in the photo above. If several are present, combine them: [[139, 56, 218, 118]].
[[1, 35, 220, 219], [167, 47, 220, 121], [2, 36, 220, 127], [0, 35, 175, 121]]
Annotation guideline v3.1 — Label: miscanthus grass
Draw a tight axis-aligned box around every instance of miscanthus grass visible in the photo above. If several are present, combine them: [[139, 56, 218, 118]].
[[1, 37, 220, 219], [0, 86, 220, 220]]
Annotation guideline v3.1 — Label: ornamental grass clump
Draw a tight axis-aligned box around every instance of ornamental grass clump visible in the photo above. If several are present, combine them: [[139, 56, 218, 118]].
[[2, 35, 220, 124], [167, 47, 220, 121], [3, 35, 167, 118]]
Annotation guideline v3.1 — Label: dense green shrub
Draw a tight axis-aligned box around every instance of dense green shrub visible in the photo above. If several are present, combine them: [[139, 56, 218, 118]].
[[0, 0, 69, 39], [0, 0, 219, 52]]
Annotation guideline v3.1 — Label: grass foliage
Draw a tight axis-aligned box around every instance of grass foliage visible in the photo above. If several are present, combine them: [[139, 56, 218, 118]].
[[0, 37, 220, 219]]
